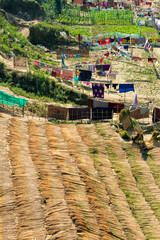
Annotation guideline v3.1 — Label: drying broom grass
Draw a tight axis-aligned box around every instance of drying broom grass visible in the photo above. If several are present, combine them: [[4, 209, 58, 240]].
[[60, 125, 123, 240], [46, 124, 93, 237], [7, 117, 35, 240], [95, 123, 160, 239], [77, 124, 146, 240], [123, 143, 160, 222], [28, 121, 78, 239]]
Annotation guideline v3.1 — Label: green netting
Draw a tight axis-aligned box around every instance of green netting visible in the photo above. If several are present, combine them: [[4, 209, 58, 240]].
[[0, 91, 27, 108]]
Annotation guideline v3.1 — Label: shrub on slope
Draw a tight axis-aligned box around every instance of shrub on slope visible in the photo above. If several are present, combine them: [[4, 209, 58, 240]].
[[29, 22, 70, 47]]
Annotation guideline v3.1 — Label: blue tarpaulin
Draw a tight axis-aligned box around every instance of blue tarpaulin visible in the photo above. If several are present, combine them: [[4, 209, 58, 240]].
[[119, 84, 134, 93]]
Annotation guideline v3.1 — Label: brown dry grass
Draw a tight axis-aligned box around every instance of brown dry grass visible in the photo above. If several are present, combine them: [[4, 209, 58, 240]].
[[77, 124, 146, 240], [2, 114, 160, 239], [96, 123, 160, 239], [7, 117, 35, 239], [46, 123, 96, 239], [28, 120, 77, 239], [60, 124, 125, 240]]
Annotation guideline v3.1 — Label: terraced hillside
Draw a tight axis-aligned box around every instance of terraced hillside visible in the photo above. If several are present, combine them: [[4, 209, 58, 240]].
[[1, 113, 160, 239]]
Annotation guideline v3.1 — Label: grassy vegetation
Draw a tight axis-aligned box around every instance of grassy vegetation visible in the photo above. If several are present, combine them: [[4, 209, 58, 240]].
[[0, 63, 88, 105], [29, 22, 72, 47], [0, 14, 58, 66], [57, 7, 134, 25], [1, 0, 45, 19]]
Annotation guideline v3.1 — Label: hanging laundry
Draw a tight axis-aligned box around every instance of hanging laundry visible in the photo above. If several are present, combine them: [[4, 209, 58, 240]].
[[104, 52, 109, 58], [34, 60, 39, 66], [124, 46, 128, 51], [119, 84, 134, 93], [155, 61, 159, 69], [100, 57, 104, 64], [61, 53, 65, 69], [61, 69, 73, 80], [88, 65, 95, 73], [105, 83, 110, 89], [146, 1, 152, 7], [53, 67, 61, 77], [148, 58, 156, 62], [133, 93, 138, 107], [83, 81, 90, 86], [79, 69, 92, 81], [102, 72, 106, 77], [144, 39, 149, 49], [103, 64, 111, 71], [74, 77, 79, 84], [40, 62, 45, 67], [52, 71, 56, 77], [92, 83, 104, 98], [112, 83, 118, 90], [96, 65, 103, 70], [137, 37, 146, 45]]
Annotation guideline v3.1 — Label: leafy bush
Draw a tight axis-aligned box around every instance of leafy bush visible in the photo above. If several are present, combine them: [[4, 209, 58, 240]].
[[29, 22, 69, 47], [2, 0, 45, 19], [120, 109, 131, 119], [0, 43, 10, 53], [0, 65, 88, 105], [119, 129, 130, 140]]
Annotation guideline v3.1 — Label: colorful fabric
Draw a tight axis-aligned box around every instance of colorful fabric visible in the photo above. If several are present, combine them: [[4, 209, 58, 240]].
[[61, 69, 73, 80], [103, 64, 111, 71], [124, 46, 128, 51], [100, 57, 104, 64], [104, 52, 109, 58], [40, 62, 45, 67], [102, 72, 106, 77], [133, 93, 138, 107], [137, 37, 145, 45], [79, 70, 92, 81], [34, 61, 39, 66], [96, 65, 103, 70], [53, 67, 61, 77], [155, 61, 160, 69], [88, 65, 95, 73], [83, 81, 90, 86], [92, 83, 104, 98], [148, 58, 156, 62], [119, 84, 134, 93], [99, 38, 111, 45], [74, 77, 79, 84], [52, 71, 56, 77]]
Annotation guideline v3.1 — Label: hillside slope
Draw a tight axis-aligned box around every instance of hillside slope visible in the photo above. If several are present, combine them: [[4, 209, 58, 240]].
[[0, 113, 160, 239]]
